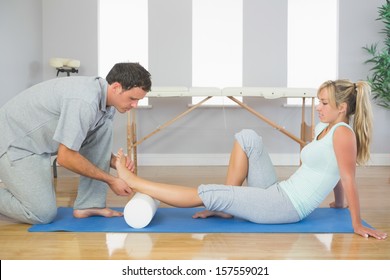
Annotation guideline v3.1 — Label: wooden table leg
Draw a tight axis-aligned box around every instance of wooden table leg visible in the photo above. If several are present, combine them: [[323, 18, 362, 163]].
[[228, 96, 306, 147], [127, 110, 138, 174]]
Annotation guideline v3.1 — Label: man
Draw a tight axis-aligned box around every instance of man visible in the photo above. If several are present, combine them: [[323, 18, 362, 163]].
[[0, 62, 151, 224]]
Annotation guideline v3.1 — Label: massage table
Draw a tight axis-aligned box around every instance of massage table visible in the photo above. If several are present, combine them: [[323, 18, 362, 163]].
[[127, 87, 317, 173], [49, 57, 80, 77]]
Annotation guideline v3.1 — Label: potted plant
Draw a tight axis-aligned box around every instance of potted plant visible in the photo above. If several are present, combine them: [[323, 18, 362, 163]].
[[363, 0, 390, 109]]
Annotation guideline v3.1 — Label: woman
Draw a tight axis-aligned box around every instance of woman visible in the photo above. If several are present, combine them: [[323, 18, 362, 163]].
[[115, 79, 387, 240]]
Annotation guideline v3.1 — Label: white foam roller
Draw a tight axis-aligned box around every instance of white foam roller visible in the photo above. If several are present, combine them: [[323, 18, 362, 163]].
[[124, 193, 160, 229]]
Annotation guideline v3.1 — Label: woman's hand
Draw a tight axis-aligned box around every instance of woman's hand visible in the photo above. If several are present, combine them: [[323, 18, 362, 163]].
[[329, 200, 348, 208], [354, 224, 387, 240]]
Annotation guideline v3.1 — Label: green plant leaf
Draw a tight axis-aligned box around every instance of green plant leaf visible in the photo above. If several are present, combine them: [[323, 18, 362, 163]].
[[363, 2, 390, 109]]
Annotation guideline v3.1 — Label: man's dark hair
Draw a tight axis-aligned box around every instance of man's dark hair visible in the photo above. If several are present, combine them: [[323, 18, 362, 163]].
[[106, 62, 152, 92]]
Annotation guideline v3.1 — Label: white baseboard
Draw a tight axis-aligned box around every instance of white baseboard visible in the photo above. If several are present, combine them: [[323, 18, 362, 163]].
[[137, 153, 390, 166], [137, 153, 231, 166], [368, 153, 390, 166]]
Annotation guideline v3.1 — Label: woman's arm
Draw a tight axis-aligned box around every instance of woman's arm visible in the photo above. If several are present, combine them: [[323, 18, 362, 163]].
[[330, 180, 348, 208], [333, 126, 387, 240]]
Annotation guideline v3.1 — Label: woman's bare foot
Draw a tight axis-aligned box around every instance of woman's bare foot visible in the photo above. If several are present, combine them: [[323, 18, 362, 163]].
[[192, 209, 233, 219], [73, 207, 123, 218], [115, 148, 136, 187]]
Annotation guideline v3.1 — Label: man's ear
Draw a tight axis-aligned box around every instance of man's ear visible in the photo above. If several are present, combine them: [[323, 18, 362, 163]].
[[111, 82, 123, 93]]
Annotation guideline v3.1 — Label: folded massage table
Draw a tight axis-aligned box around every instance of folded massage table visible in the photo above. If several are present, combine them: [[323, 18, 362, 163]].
[[127, 87, 317, 172], [49, 57, 80, 77]]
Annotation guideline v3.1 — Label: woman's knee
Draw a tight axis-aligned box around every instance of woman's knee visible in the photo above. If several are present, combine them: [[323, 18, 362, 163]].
[[236, 129, 261, 142], [235, 129, 264, 152]]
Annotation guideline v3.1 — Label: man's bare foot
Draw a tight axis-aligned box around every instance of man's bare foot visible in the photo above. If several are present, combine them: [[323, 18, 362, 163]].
[[73, 207, 123, 218], [192, 209, 233, 219]]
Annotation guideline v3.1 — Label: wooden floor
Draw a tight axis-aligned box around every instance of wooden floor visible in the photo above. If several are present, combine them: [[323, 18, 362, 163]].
[[0, 165, 389, 260]]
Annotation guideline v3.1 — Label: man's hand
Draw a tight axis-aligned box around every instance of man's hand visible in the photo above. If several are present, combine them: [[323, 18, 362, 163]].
[[109, 177, 134, 196], [110, 153, 135, 173], [57, 144, 133, 194]]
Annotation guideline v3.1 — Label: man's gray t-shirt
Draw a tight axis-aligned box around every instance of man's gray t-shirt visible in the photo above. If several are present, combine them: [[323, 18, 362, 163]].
[[0, 76, 115, 161]]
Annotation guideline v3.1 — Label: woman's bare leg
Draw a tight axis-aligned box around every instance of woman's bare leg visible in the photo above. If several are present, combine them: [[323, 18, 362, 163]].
[[225, 141, 249, 186], [115, 149, 203, 208], [193, 140, 248, 219]]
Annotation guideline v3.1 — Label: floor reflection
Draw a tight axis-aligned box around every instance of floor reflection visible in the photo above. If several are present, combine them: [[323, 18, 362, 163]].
[[104, 231, 373, 260], [314, 234, 334, 252], [106, 233, 154, 258]]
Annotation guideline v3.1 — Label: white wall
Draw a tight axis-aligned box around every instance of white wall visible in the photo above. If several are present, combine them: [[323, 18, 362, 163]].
[[0, 0, 388, 165], [42, 0, 98, 80], [0, 0, 43, 107], [339, 0, 390, 161]]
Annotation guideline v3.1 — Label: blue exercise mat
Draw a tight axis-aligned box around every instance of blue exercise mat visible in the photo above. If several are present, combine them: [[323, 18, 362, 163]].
[[28, 207, 372, 233]]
